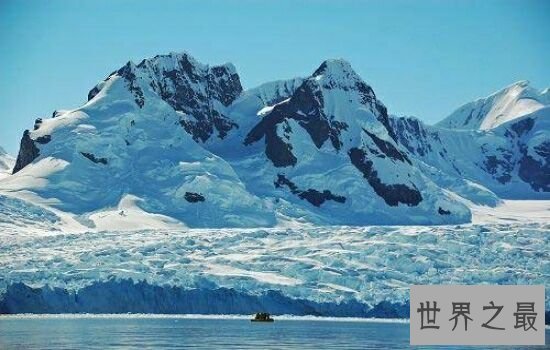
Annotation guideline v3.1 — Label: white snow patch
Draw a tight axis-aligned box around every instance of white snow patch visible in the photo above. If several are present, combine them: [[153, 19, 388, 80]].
[[470, 200, 550, 224], [88, 195, 186, 231]]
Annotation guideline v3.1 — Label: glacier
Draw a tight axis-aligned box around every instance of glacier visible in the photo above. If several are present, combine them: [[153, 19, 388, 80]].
[[0, 201, 548, 319]]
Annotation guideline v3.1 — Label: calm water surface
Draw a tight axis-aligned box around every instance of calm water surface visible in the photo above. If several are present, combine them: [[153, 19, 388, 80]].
[[0, 316, 547, 349]]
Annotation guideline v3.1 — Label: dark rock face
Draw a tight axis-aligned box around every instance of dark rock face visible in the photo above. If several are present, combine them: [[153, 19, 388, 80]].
[[12, 130, 40, 174], [86, 53, 243, 143], [348, 148, 422, 207], [116, 62, 145, 108], [438, 207, 451, 215], [299, 189, 346, 207], [80, 152, 108, 165], [274, 173, 299, 192], [244, 79, 351, 167], [363, 129, 410, 164], [245, 61, 397, 169], [389, 116, 441, 157], [141, 54, 241, 142], [184, 192, 205, 203], [51, 110, 63, 118], [511, 117, 534, 137], [286, 81, 349, 150], [505, 118, 549, 192], [207, 65, 243, 106], [33, 118, 43, 130], [245, 113, 297, 167], [274, 174, 346, 207], [518, 142, 550, 192], [483, 153, 513, 184], [35, 135, 51, 144], [87, 86, 101, 101]]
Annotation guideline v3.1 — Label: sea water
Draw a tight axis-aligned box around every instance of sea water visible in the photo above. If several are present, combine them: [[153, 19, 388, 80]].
[[0, 315, 547, 349]]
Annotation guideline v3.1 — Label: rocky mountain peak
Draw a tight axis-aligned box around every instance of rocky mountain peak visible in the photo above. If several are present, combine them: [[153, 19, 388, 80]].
[[91, 51, 243, 142], [140, 51, 206, 71], [308, 59, 392, 137], [311, 59, 375, 97], [244, 58, 398, 169], [312, 59, 357, 79]]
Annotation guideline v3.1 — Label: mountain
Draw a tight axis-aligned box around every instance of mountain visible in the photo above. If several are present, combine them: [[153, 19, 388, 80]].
[[391, 108, 549, 199], [437, 81, 549, 130], [6, 52, 274, 228], [1, 52, 548, 228], [0, 147, 14, 179], [225, 59, 469, 224]]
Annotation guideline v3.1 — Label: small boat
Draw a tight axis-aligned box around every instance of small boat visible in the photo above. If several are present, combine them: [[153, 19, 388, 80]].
[[251, 312, 274, 322]]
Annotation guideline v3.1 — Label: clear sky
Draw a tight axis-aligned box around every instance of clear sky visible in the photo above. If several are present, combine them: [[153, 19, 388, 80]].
[[1, 0, 548, 154]]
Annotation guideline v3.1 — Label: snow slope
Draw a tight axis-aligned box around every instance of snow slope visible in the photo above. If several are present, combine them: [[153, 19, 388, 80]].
[[0, 147, 14, 179], [437, 81, 549, 130], [470, 199, 550, 224]]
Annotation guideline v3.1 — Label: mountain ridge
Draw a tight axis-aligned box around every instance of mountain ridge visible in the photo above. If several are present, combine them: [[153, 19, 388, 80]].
[[436, 80, 549, 131], [1, 51, 548, 228]]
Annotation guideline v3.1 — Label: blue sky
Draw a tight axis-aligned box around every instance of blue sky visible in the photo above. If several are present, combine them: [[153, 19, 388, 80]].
[[1, 0, 548, 154]]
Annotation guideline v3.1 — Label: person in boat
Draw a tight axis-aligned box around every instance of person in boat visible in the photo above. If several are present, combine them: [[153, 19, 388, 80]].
[[252, 312, 273, 321]]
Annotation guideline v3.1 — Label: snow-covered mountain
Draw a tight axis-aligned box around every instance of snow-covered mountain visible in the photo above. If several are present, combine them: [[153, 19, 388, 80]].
[[216, 59, 470, 225], [5, 53, 274, 228], [0, 52, 549, 317], [0, 147, 14, 179], [391, 97, 549, 199], [1, 52, 548, 228], [437, 81, 549, 130]]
